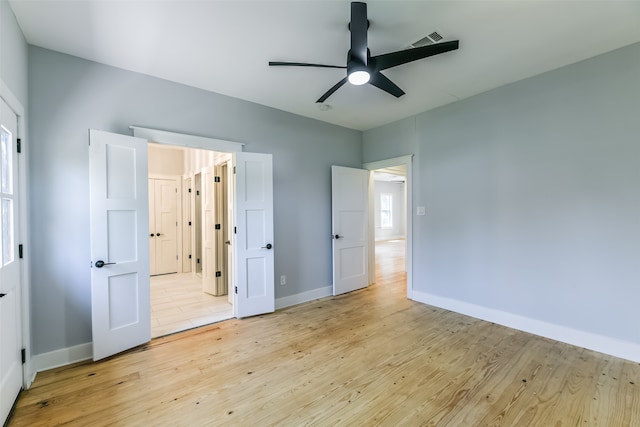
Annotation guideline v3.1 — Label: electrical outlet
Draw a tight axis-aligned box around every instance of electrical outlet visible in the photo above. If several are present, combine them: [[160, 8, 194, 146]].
[[280, 275, 286, 286]]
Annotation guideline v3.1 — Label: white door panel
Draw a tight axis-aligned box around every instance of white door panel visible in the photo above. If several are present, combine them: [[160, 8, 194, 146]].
[[90, 129, 150, 361], [182, 177, 192, 273], [149, 178, 178, 275], [233, 152, 274, 318], [0, 97, 22, 425], [332, 166, 369, 295], [202, 166, 217, 294], [148, 179, 157, 274]]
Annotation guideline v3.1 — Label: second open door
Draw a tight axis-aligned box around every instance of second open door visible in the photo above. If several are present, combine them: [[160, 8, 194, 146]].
[[332, 165, 369, 296]]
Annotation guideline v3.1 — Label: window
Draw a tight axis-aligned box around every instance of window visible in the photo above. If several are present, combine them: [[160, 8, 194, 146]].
[[0, 124, 14, 265], [380, 193, 392, 229]]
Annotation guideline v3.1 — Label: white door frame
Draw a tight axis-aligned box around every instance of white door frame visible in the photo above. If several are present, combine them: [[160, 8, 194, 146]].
[[1, 80, 32, 388], [363, 155, 413, 299]]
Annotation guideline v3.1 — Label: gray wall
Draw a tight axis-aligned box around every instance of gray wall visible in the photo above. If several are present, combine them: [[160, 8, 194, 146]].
[[28, 47, 362, 355], [364, 42, 640, 345], [1, 0, 27, 106]]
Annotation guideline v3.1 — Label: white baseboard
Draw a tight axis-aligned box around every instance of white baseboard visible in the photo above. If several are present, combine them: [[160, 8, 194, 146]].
[[375, 235, 405, 242], [32, 342, 93, 374], [276, 286, 332, 310], [412, 290, 640, 363]]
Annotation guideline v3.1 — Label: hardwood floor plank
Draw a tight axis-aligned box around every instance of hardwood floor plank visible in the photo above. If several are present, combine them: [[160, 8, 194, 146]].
[[8, 240, 640, 426]]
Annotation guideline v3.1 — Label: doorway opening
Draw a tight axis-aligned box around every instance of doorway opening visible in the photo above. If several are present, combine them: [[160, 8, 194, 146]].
[[364, 155, 413, 298], [372, 166, 407, 284], [147, 143, 234, 338]]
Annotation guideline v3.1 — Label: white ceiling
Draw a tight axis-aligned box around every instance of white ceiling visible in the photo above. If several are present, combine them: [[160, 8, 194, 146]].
[[9, 0, 640, 131]]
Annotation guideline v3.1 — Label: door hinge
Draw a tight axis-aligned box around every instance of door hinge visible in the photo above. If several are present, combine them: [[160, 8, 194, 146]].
[[216, 271, 222, 277], [214, 176, 221, 183], [234, 226, 237, 234], [21, 348, 26, 364], [188, 221, 192, 226], [188, 254, 192, 259], [18, 244, 23, 259], [235, 286, 238, 294], [233, 166, 236, 174], [176, 255, 178, 260], [215, 224, 221, 230], [17, 138, 22, 154], [197, 258, 200, 264], [196, 190, 200, 196], [188, 188, 192, 193]]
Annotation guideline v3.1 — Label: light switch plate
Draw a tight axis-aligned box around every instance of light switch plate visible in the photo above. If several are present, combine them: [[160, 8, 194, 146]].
[[416, 206, 426, 216]]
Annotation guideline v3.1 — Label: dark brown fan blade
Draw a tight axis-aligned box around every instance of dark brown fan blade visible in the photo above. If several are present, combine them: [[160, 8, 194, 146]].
[[370, 40, 459, 71], [316, 77, 349, 103], [369, 72, 405, 98], [350, 2, 368, 65], [269, 61, 346, 69]]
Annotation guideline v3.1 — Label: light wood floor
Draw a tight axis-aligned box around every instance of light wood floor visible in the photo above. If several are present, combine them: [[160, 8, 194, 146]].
[[8, 240, 640, 426], [151, 273, 232, 338]]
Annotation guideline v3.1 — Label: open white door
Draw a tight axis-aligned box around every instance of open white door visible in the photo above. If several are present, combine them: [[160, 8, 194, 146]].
[[202, 165, 217, 294], [332, 165, 369, 295], [89, 129, 150, 361], [0, 97, 23, 425], [233, 152, 274, 318]]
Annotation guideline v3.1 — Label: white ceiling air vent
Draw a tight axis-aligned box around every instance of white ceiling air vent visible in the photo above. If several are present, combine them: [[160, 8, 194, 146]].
[[411, 31, 444, 48]]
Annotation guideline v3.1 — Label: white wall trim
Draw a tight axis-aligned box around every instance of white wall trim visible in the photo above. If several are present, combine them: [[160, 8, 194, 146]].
[[131, 126, 244, 152], [275, 286, 332, 310], [412, 290, 640, 363], [32, 343, 93, 374], [375, 234, 405, 242]]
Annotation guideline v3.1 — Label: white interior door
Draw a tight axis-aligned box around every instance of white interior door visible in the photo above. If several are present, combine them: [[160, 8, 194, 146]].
[[148, 179, 157, 275], [233, 152, 274, 318], [332, 165, 369, 295], [182, 177, 192, 273], [226, 161, 234, 305], [89, 129, 150, 361], [201, 166, 217, 294], [0, 97, 22, 424], [149, 178, 179, 275]]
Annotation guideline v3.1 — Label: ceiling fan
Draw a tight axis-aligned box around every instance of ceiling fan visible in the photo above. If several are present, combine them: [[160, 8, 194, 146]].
[[269, 2, 459, 103]]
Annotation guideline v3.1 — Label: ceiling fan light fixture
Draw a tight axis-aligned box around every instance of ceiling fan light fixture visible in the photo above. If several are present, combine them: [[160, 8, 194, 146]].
[[348, 70, 370, 85]]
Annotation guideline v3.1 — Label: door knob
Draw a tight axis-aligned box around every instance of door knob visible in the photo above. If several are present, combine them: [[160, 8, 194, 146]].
[[0, 293, 6, 298], [334, 234, 341, 240], [150, 233, 154, 237], [225, 241, 231, 245], [156, 233, 162, 236], [261, 243, 273, 250], [94, 260, 116, 268]]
